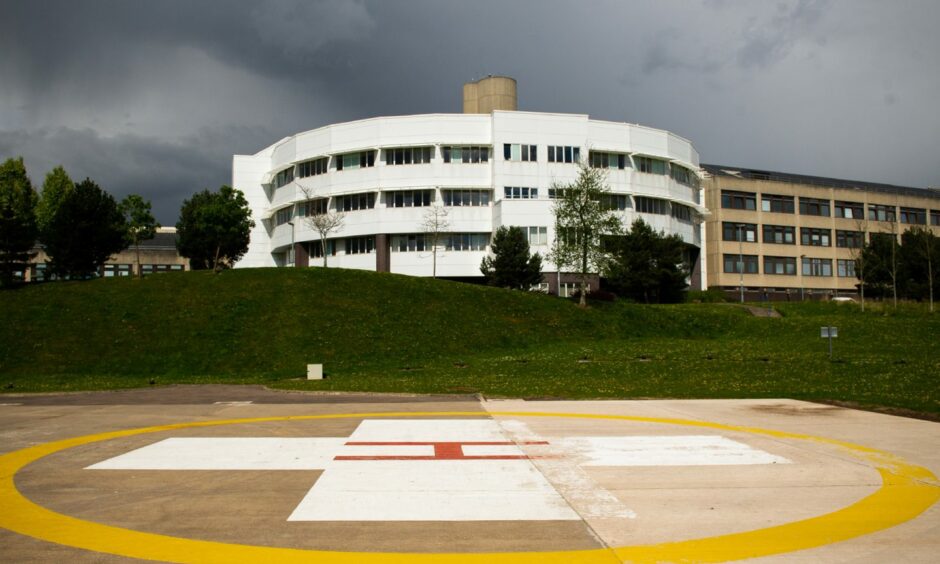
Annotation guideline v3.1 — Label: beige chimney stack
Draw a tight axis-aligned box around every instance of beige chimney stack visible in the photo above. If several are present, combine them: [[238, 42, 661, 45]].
[[462, 76, 517, 114]]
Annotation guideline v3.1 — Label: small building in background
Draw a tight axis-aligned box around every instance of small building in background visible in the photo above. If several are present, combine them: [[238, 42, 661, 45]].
[[25, 227, 189, 282]]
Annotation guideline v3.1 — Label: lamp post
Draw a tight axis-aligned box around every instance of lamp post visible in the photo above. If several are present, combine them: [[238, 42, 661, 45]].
[[737, 223, 745, 304], [799, 254, 806, 301], [287, 220, 295, 267]]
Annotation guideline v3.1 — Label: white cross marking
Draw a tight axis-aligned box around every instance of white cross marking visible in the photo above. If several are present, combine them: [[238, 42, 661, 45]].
[[88, 419, 788, 521]]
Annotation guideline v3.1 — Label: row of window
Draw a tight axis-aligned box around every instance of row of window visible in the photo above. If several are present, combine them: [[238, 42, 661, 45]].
[[723, 255, 856, 278], [721, 222, 880, 249], [721, 190, 940, 225], [31, 263, 183, 281], [279, 145, 699, 191], [279, 190, 694, 220]]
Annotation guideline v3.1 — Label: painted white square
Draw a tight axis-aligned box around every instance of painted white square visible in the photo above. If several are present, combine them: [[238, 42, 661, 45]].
[[86, 437, 347, 470], [557, 435, 790, 467]]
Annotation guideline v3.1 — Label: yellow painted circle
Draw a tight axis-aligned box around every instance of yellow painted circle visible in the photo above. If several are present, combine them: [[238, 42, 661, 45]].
[[1, 411, 938, 563]]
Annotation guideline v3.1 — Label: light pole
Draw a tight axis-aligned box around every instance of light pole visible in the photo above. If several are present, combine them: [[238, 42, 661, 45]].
[[287, 219, 295, 267], [737, 223, 745, 304], [799, 254, 806, 301]]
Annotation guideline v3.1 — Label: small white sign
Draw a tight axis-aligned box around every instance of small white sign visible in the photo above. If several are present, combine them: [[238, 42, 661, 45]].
[[820, 326, 838, 338]]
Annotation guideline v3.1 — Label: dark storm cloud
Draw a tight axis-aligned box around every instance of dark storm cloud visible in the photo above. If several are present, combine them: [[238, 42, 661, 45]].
[[2, 0, 939, 225]]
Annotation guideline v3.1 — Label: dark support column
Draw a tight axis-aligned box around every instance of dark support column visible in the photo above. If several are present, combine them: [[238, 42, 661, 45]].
[[295, 242, 309, 268], [688, 246, 702, 290], [375, 234, 391, 272]]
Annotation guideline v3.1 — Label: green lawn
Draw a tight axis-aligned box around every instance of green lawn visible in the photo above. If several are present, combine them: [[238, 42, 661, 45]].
[[1, 268, 937, 417]]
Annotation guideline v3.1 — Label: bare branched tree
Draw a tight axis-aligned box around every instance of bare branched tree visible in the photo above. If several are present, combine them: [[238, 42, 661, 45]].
[[298, 186, 344, 267], [422, 202, 450, 278], [852, 217, 869, 312]]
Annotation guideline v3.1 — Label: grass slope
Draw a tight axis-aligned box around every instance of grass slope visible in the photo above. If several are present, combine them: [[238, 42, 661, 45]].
[[1, 268, 937, 416]]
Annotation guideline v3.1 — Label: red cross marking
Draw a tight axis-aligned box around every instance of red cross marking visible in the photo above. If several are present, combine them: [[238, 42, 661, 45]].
[[335, 441, 550, 461]]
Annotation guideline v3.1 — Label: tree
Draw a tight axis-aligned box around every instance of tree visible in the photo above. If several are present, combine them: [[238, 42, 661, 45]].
[[899, 226, 938, 311], [43, 178, 127, 279], [120, 194, 159, 278], [480, 226, 543, 289], [605, 218, 689, 303], [36, 165, 74, 236], [422, 203, 449, 278], [0, 157, 39, 286], [549, 162, 622, 306], [306, 208, 345, 267], [861, 231, 900, 303], [176, 185, 254, 272], [850, 217, 870, 312]]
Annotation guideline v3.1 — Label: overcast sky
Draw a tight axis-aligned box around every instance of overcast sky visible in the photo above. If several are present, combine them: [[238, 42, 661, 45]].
[[2, 0, 938, 223]]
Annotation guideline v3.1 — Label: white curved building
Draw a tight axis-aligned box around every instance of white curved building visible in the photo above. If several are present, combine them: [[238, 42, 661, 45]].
[[233, 80, 707, 293]]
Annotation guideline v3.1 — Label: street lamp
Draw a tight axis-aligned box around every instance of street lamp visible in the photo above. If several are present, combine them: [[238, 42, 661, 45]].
[[287, 220, 295, 267], [799, 254, 806, 301], [737, 223, 745, 304]]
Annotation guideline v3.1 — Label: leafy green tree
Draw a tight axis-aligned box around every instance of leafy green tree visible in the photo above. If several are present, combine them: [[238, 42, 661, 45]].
[[0, 157, 39, 286], [604, 218, 689, 303], [549, 162, 621, 306], [36, 165, 74, 236], [177, 185, 254, 272], [120, 194, 159, 278], [860, 231, 900, 302], [480, 226, 543, 289], [899, 226, 938, 310], [43, 178, 127, 279]]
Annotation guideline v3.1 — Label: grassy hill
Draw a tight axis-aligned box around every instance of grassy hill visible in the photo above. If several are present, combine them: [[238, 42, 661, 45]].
[[1, 268, 937, 416]]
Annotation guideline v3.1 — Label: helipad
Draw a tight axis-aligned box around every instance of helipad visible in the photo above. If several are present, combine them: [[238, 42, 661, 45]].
[[1, 387, 938, 562]]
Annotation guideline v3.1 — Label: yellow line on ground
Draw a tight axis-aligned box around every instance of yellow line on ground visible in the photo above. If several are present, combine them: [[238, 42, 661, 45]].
[[0, 411, 936, 563]]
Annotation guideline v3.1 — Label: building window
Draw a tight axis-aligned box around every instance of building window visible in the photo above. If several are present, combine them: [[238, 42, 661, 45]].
[[392, 234, 429, 252], [760, 193, 794, 213], [103, 264, 132, 277], [548, 146, 580, 164], [762, 224, 795, 245], [721, 190, 756, 210], [525, 226, 548, 246], [671, 203, 692, 222], [273, 166, 295, 189], [547, 188, 569, 199], [723, 222, 757, 242], [633, 156, 667, 175], [309, 240, 336, 258], [835, 230, 864, 249], [834, 200, 863, 220], [336, 192, 376, 211], [504, 186, 538, 199], [275, 207, 294, 226], [388, 190, 432, 208], [446, 233, 488, 251], [837, 259, 857, 278], [589, 151, 628, 170], [763, 256, 797, 276], [800, 227, 831, 247], [384, 146, 433, 165], [899, 207, 926, 225], [931, 210, 940, 226], [504, 144, 537, 162], [802, 257, 832, 277], [636, 196, 668, 215], [669, 165, 699, 188], [601, 194, 632, 211], [442, 189, 490, 206], [345, 236, 375, 255], [298, 198, 328, 217], [559, 282, 590, 298], [297, 157, 328, 178], [799, 197, 831, 217], [868, 204, 896, 222], [142, 264, 184, 275], [723, 254, 759, 274], [335, 151, 376, 171], [442, 146, 489, 163]]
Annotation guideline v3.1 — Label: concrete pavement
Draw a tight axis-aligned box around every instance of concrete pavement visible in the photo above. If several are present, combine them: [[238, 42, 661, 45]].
[[1, 387, 937, 563]]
